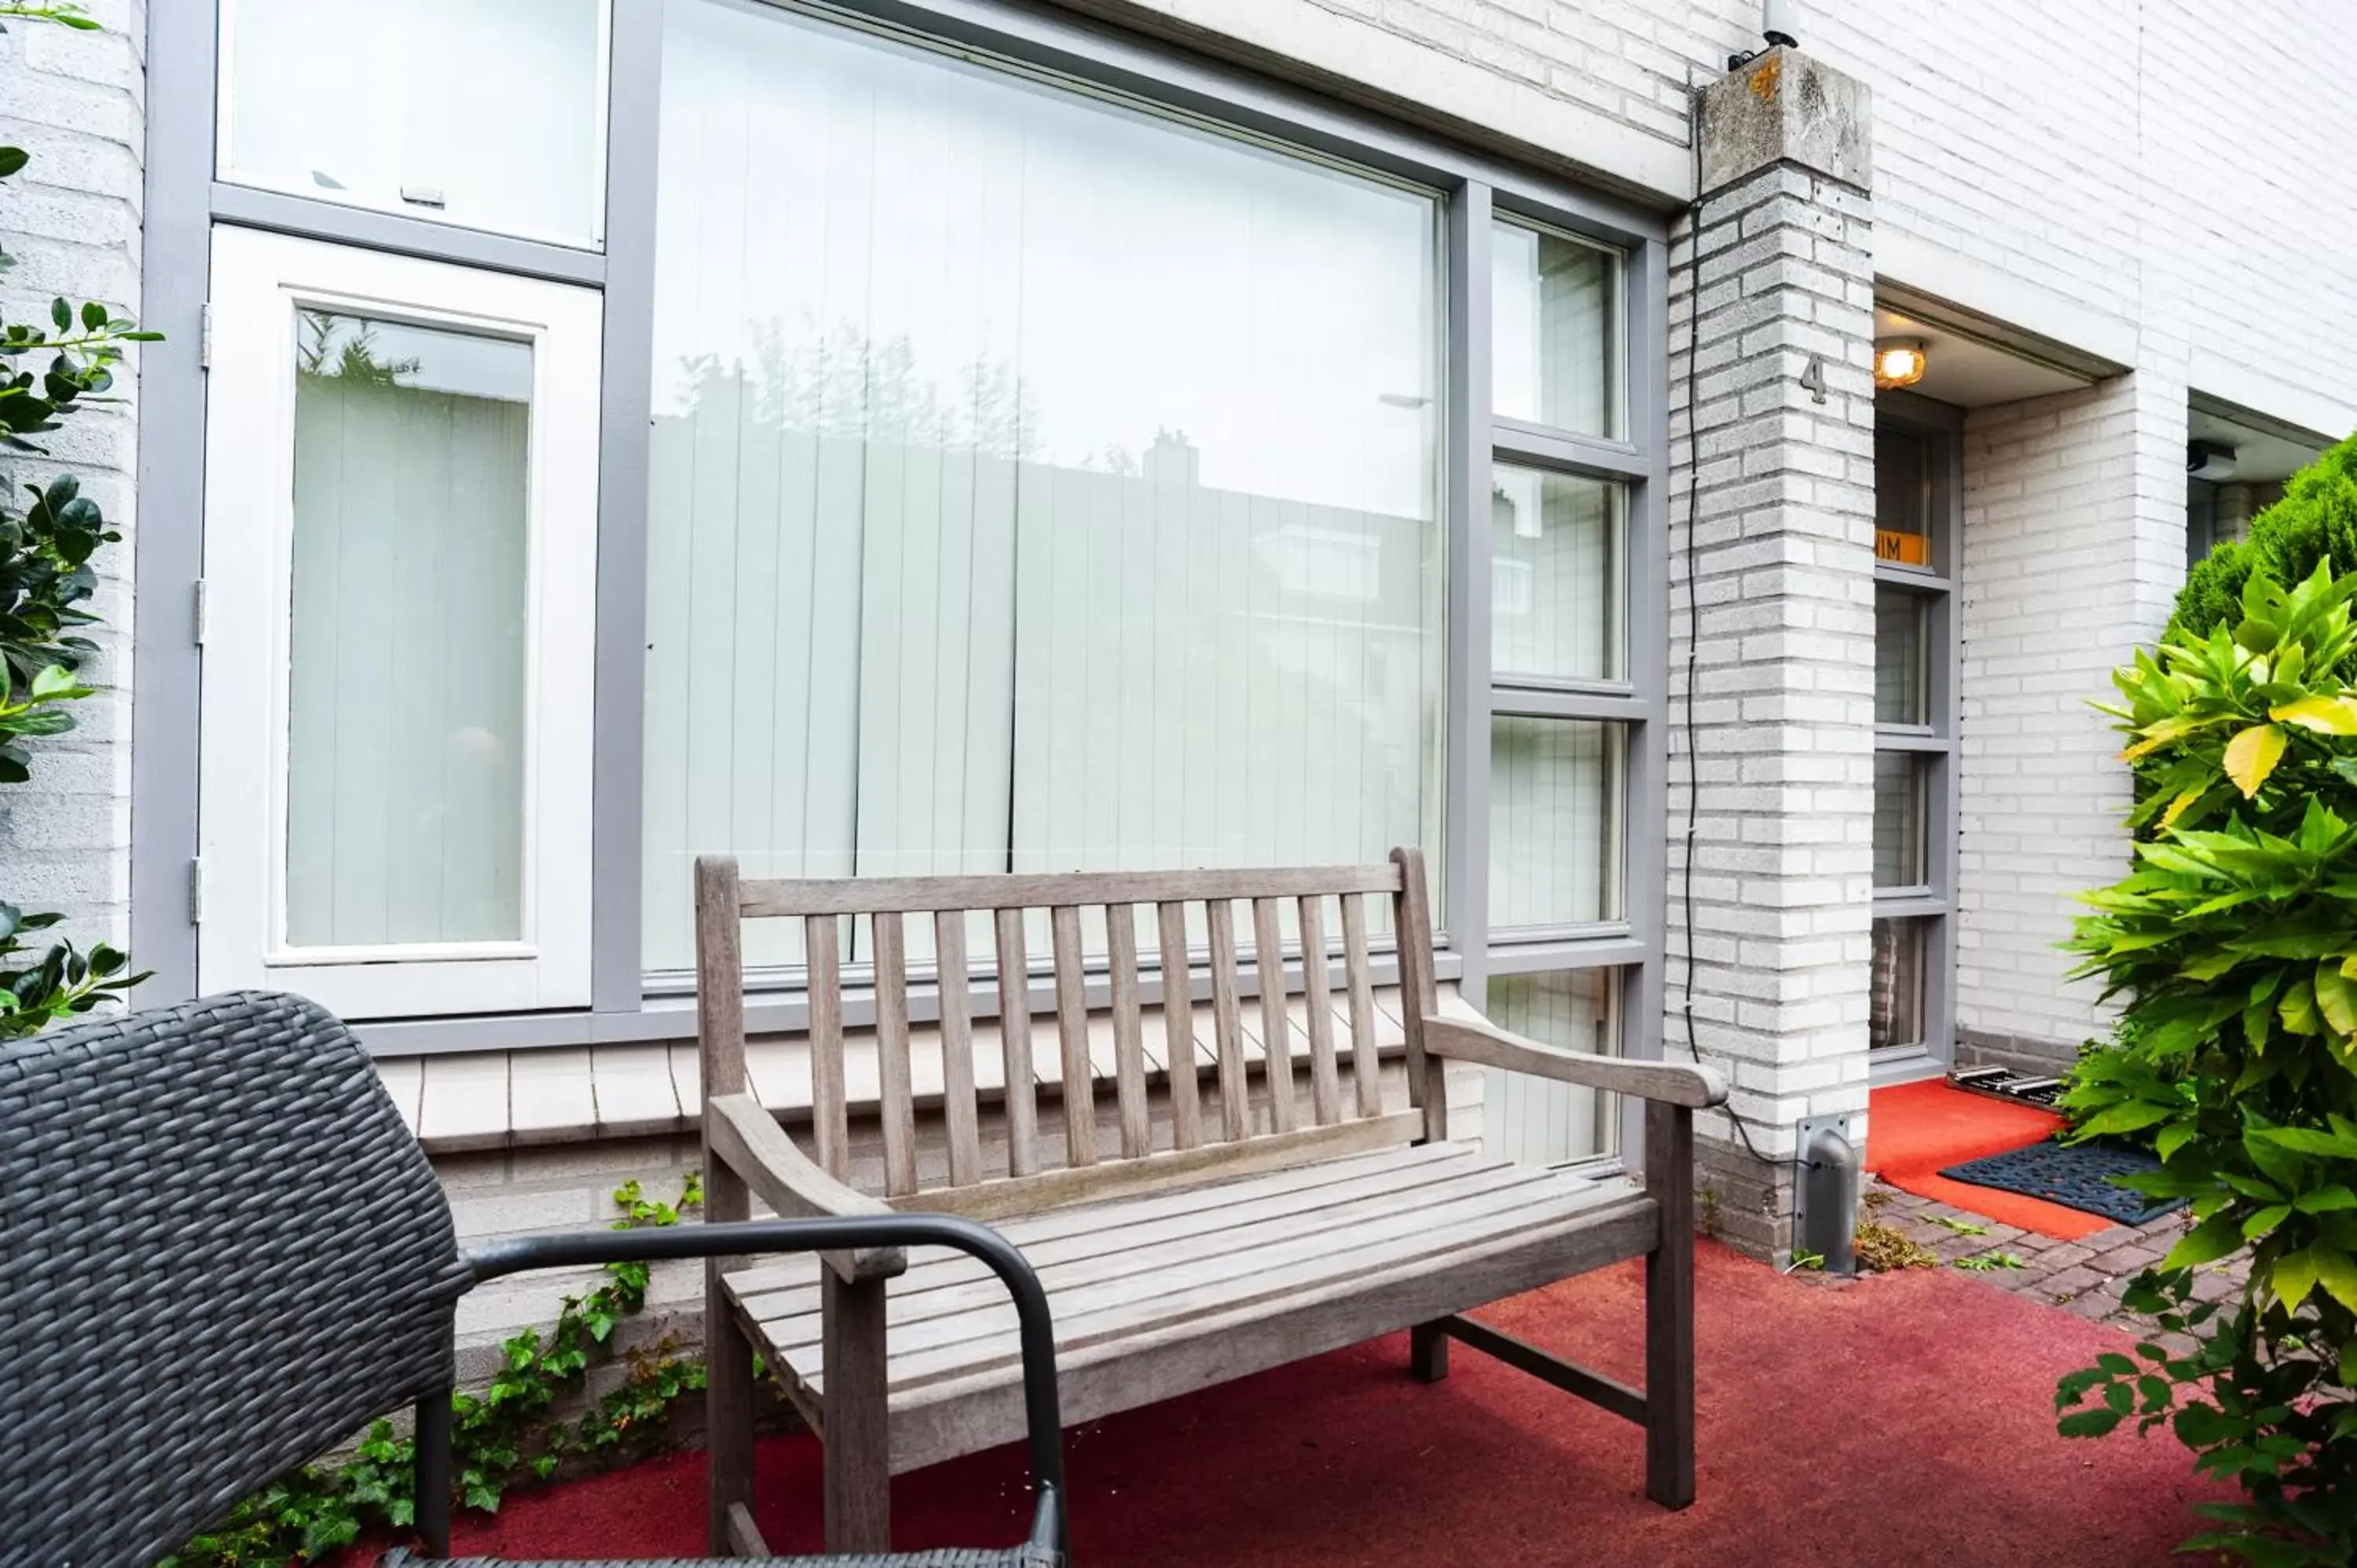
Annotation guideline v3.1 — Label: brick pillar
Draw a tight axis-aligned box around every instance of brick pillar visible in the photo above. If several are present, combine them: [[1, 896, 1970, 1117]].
[[1669, 49, 1876, 1261]]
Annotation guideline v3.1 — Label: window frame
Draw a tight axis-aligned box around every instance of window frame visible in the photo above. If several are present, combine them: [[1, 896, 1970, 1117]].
[[214, 0, 618, 253], [1868, 391, 1963, 1079], [137, 0, 1670, 1097], [192, 226, 605, 1017]]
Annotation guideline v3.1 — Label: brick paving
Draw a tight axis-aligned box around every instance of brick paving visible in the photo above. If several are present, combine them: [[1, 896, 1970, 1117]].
[[1851, 1179, 2245, 1353]]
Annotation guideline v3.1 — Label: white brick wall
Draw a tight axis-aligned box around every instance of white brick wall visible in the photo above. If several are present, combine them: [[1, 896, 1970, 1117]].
[[0, 1, 144, 954], [1958, 359, 2190, 1058], [1066, 1, 2357, 441]]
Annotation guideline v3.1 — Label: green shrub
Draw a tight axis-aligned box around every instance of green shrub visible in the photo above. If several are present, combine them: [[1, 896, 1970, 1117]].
[[0, 2, 149, 1035], [2058, 562, 2357, 1563], [2177, 435, 2357, 641]]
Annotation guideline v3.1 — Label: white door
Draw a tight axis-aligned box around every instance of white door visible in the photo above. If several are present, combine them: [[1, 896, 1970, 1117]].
[[197, 227, 601, 1017]]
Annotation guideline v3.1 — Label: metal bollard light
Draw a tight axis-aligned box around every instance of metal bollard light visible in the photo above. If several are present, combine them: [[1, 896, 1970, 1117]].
[[1793, 1116, 1859, 1277]]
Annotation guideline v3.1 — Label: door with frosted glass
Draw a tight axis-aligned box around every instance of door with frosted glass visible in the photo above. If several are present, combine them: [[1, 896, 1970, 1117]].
[[196, 229, 601, 1017]]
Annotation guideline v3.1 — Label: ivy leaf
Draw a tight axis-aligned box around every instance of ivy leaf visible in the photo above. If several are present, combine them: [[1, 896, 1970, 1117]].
[[2225, 723, 2289, 798]]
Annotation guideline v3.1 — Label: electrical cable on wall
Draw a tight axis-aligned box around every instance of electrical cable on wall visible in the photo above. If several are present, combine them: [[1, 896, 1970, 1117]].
[[1678, 123, 1776, 1171]]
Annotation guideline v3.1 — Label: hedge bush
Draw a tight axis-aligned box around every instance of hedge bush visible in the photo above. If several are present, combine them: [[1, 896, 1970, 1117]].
[[2177, 435, 2357, 641], [2059, 562, 2357, 1563]]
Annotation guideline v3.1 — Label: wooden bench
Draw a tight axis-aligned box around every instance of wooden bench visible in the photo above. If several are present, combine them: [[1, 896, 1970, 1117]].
[[695, 847, 1725, 1555]]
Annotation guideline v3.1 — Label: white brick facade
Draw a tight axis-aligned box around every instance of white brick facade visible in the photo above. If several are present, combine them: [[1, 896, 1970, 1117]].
[[0, 0, 144, 952]]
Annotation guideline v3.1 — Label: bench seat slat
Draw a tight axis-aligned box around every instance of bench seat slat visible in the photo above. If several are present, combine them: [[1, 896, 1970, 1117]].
[[730, 1147, 1653, 1474], [722, 1140, 1464, 1299], [749, 1163, 1560, 1350], [730, 1145, 1513, 1329], [776, 1169, 1629, 1379], [871, 1199, 1656, 1476]]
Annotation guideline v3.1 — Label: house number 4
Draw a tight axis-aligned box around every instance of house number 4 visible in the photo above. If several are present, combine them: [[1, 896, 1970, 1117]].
[[1798, 354, 1827, 405]]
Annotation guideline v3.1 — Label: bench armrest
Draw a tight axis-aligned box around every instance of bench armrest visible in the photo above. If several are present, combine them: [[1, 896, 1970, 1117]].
[[705, 1092, 905, 1280], [1423, 1016, 1728, 1108]]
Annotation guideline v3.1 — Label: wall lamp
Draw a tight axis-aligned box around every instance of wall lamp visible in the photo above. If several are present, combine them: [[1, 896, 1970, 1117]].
[[1873, 339, 1929, 391]]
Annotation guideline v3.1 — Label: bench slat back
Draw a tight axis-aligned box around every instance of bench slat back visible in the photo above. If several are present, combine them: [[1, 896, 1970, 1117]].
[[697, 850, 1441, 1203]]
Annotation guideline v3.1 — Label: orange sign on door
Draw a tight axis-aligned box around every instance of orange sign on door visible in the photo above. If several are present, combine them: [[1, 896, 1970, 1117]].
[[1876, 529, 1928, 566]]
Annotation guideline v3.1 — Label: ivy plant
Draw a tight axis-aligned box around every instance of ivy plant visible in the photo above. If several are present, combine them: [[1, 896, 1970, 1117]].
[[2057, 560, 2357, 1563], [0, 0, 154, 1035], [163, 1174, 710, 1568]]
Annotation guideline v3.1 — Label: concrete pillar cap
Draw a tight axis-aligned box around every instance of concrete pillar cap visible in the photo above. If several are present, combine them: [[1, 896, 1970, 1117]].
[[1699, 46, 1871, 198]]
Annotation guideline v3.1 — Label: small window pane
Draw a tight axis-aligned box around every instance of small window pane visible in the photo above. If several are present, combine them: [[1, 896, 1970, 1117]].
[[1875, 427, 1937, 570], [220, 0, 607, 245], [1491, 467, 1623, 682], [1491, 218, 1622, 438], [286, 313, 533, 947], [1486, 968, 1621, 1161], [1490, 718, 1623, 929], [1871, 916, 1930, 1052], [1872, 749, 1928, 890], [1875, 587, 1930, 726]]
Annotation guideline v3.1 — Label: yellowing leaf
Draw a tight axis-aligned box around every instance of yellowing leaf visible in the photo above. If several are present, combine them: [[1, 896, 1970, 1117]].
[[2272, 694, 2357, 735], [2276, 1248, 2321, 1312], [2282, 976, 2322, 1036], [2122, 716, 2206, 760], [2317, 1247, 2357, 1315], [2161, 787, 2207, 828], [2225, 723, 2288, 799], [2319, 962, 2357, 1037]]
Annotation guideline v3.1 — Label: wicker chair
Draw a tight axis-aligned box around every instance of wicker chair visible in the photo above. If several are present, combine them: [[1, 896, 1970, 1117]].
[[0, 991, 1066, 1568]]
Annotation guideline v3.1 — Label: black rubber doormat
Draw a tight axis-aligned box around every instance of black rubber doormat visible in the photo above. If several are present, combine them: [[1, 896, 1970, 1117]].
[[1938, 1138, 2185, 1227]]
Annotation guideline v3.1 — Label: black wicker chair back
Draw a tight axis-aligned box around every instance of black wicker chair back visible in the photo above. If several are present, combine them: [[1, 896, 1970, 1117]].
[[0, 991, 472, 1568]]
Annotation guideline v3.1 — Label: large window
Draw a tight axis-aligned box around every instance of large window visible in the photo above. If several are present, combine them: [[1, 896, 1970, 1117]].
[[1870, 411, 1958, 1063], [642, 0, 1444, 974], [169, 0, 1662, 1066]]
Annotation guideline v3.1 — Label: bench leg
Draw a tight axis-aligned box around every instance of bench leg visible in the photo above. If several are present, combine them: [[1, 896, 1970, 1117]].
[[705, 1288, 757, 1552], [1644, 1101, 1697, 1510], [822, 1269, 893, 1552], [1409, 1321, 1450, 1383]]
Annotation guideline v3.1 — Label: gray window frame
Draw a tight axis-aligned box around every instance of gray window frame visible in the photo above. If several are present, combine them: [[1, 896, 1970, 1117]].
[[1869, 389, 1962, 1081], [135, 0, 1669, 1088]]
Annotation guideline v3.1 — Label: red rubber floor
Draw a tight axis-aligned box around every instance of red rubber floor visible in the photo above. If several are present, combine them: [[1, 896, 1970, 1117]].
[[408, 1240, 2225, 1566]]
